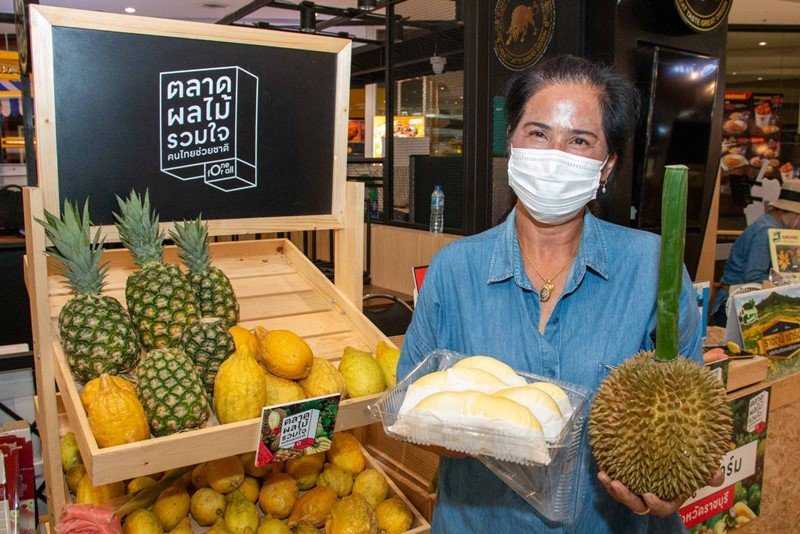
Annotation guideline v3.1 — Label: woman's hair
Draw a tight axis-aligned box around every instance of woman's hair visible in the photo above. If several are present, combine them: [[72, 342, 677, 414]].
[[505, 54, 641, 166]]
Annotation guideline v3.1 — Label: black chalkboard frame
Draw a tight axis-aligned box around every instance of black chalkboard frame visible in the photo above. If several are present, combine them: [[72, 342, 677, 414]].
[[30, 5, 352, 241]]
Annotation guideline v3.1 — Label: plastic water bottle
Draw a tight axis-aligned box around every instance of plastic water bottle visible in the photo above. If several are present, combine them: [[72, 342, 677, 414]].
[[430, 185, 444, 234]]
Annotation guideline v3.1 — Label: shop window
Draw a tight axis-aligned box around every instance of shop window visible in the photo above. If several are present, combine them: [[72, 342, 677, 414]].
[[348, 0, 466, 234], [719, 30, 800, 235]]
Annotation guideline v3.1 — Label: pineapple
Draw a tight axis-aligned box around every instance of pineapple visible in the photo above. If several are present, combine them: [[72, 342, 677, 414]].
[[113, 190, 199, 350], [136, 347, 209, 436], [181, 317, 236, 395], [38, 200, 141, 383], [170, 217, 239, 326]]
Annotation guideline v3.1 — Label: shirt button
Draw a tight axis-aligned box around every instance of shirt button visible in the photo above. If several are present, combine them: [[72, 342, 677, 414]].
[[546, 369, 556, 378]]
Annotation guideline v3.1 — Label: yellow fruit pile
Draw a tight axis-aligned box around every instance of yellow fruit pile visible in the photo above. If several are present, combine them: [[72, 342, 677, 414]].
[[63, 432, 415, 533], [71, 320, 401, 454], [217, 325, 401, 415]]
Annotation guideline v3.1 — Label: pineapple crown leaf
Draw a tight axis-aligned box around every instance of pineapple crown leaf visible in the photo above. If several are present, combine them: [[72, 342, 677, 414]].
[[113, 189, 164, 267], [169, 215, 211, 273], [36, 199, 107, 295]]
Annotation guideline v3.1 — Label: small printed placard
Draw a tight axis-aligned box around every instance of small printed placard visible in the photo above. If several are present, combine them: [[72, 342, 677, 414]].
[[255, 394, 341, 466]]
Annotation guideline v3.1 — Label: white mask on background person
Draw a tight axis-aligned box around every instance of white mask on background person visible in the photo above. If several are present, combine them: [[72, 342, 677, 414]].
[[508, 147, 608, 225]]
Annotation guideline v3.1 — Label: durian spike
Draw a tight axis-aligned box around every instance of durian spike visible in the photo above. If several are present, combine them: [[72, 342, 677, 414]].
[[655, 165, 688, 363]]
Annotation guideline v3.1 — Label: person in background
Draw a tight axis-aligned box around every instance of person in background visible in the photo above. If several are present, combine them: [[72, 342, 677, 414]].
[[397, 54, 713, 533], [711, 179, 800, 326]]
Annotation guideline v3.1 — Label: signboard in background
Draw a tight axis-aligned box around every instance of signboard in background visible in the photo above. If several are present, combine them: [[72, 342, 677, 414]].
[[768, 228, 800, 283], [372, 116, 426, 158], [681, 386, 769, 533], [748, 137, 781, 180], [731, 283, 800, 358], [751, 94, 782, 137], [694, 282, 711, 345], [720, 91, 751, 172]]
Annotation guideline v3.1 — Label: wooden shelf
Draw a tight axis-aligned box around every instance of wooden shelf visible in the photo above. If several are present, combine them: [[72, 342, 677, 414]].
[[43, 237, 392, 485]]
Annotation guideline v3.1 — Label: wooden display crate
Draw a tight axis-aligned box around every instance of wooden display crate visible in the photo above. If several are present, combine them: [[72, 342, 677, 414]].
[[38, 236, 391, 486]]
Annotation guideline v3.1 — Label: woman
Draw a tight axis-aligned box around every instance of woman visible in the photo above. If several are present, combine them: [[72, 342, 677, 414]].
[[398, 55, 706, 532], [711, 180, 800, 326]]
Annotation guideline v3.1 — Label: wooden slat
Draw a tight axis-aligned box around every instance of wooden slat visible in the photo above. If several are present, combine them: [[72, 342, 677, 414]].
[[726, 356, 768, 393], [238, 291, 330, 322], [334, 181, 364, 309], [283, 240, 391, 350], [23, 187, 67, 520], [49, 272, 317, 318], [367, 446, 436, 524], [232, 273, 314, 299], [47, 242, 296, 297], [240, 310, 352, 338], [303, 331, 373, 359], [33, 5, 349, 53], [360, 444, 430, 534], [364, 423, 439, 482]]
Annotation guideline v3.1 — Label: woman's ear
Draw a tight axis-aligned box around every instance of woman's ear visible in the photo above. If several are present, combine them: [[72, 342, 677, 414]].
[[602, 153, 618, 182]]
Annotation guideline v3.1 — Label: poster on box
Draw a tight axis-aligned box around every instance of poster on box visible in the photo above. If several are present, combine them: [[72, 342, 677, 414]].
[[768, 229, 800, 283], [731, 283, 800, 357], [255, 394, 340, 466], [751, 94, 782, 137], [681, 386, 769, 532]]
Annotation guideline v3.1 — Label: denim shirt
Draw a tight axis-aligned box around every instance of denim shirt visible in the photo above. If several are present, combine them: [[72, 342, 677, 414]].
[[710, 213, 779, 315], [397, 209, 702, 534]]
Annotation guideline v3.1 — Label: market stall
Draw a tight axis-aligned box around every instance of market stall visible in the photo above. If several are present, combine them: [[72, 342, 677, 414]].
[[22, 5, 429, 532]]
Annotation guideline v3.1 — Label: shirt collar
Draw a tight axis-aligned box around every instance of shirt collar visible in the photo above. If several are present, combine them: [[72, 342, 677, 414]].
[[487, 208, 610, 288]]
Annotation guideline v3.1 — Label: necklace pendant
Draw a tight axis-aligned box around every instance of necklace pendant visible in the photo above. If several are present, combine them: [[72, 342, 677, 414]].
[[539, 282, 553, 302]]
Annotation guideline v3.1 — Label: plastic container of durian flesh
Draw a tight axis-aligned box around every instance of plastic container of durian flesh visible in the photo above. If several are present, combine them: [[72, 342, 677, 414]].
[[368, 350, 591, 523], [369, 350, 589, 464]]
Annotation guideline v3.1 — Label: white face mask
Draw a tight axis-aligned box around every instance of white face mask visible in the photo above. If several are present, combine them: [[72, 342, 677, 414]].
[[508, 147, 608, 225]]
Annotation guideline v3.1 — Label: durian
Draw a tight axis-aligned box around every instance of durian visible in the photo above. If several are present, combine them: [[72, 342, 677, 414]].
[[589, 352, 731, 501], [588, 166, 732, 502]]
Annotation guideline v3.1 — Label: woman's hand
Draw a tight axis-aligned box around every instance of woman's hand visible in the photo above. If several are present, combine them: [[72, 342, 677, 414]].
[[597, 470, 725, 517]]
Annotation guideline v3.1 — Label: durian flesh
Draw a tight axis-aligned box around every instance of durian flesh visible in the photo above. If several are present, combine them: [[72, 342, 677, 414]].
[[588, 351, 732, 502]]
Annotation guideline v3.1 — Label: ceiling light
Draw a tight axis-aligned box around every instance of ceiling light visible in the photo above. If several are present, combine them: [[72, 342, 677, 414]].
[[732, 72, 738, 75], [758, 41, 767, 46], [358, 0, 377, 11], [431, 56, 446, 75], [758, 77, 763, 80], [124, 7, 136, 13]]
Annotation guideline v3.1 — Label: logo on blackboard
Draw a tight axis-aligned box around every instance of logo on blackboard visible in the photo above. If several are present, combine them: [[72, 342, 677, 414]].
[[160, 66, 259, 192]]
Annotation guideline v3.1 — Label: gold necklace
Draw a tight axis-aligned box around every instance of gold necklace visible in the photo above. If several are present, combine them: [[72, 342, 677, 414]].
[[519, 239, 580, 302]]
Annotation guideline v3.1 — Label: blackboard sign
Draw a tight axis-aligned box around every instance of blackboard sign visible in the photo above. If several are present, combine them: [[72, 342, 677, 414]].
[[31, 6, 351, 232]]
